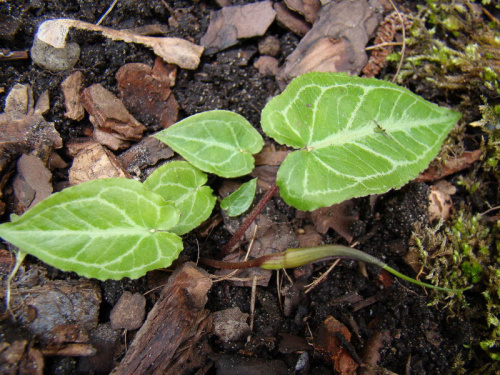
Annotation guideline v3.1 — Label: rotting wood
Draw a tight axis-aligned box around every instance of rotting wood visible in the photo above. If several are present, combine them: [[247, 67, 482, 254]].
[[110, 262, 213, 375]]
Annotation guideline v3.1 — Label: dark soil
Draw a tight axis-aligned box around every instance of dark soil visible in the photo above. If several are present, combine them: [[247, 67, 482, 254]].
[[0, 1, 498, 375]]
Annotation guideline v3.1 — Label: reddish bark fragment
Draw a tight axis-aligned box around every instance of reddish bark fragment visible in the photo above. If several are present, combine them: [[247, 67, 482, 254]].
[[284, 0, 321, 23], [415, 150, 482, 182], [116, 62, 179, 129], [314, 316, 358, 375], [81, 83, 146, 149], [274, 2, 311, 37]]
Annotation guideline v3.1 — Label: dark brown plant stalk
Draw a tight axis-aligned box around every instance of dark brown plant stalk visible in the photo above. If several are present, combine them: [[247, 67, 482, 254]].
[[219, 183, 279, 257]]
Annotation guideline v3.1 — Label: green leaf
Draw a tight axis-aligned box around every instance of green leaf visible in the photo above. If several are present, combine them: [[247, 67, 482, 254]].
[[220, 178, 257, 217], [154, 110, 264, 178], [144, 161, 216, 235], [0, 179, 183, 280], [261, 72, 461, 211]]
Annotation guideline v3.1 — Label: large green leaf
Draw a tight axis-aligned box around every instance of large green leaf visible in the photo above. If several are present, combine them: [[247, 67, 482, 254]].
[[144, 161, 216, 235], [154, 110, 264, 178], [0, 179, 182, 280], [220, 178, 257, 217], [261, 72, 461, 211]]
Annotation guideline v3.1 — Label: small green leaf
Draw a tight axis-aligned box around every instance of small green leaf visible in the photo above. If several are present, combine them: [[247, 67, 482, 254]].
[[0, 179, 183, 280], [154, 110, 264, 178], [144, 161, 216, 235], [221, 178, 257, 217], [261, 72, 461, 211]]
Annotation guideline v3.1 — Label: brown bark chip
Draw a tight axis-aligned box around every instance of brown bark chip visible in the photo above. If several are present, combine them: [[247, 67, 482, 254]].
[[12, 154, 53, 210], [61, 71, 85, 120], [201, 1, 277, 54], [81, 83, 146, 149], [116, 62, 179, 130], [314, 316, 358, 375], [69, 142, 130, 185], [274, 2, 311, 37], [111, 262, 213, 375], [277, 0, 382, 86]]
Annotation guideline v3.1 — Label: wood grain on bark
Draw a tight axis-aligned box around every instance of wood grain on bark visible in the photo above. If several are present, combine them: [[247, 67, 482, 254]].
[[111, 262, 213, 375]]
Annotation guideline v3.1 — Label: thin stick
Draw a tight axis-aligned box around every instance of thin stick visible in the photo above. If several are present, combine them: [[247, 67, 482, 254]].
[[304, 258, 341, 294], [366, 41, 403, 50], [249, 276, 257, 332], [388, 0, 406, 82], [96, 0, 119, 26], [276, 270, 283, 312], [220, 183, 279, 256]]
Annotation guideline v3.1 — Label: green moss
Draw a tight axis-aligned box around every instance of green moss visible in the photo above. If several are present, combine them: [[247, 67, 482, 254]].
[[390, 0, 500, 96]]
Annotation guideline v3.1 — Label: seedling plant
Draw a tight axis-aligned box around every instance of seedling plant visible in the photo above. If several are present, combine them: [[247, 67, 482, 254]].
[[0, 72, 466, 294]]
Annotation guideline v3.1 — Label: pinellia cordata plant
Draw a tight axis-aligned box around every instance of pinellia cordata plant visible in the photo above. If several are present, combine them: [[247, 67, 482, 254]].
[[0, 72, 464, 293]]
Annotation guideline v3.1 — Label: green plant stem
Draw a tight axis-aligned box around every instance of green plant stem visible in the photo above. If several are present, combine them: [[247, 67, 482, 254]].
[[202, 245, 471, 293], [220, 183, 279, 257]]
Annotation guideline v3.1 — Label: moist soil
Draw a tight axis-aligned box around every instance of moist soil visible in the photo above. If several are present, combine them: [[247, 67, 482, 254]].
[[0, 1, 496, 374]]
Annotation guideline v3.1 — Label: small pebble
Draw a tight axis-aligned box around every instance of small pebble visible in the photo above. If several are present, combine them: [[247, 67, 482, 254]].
[[254, 56, 279, 76], [110, 291, 146, 331], [212, 307, 250, 342], [30, 37, 80, 72], [258, 35, 281, 57]]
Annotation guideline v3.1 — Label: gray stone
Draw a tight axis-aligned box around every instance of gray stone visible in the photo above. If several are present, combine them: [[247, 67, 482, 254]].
[[30, 37, 80, 72]]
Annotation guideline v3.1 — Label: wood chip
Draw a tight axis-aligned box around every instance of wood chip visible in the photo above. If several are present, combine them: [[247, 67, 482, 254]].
[[41, 343, 96, 357], [36, 19, 203, 70], [61, 71, 85, 120], [284, 0, 321, 23], [201, 1, 277, 54], [12, 154, 53, 211], [81, 84, 146, 150], [118, 136, 174, 174], [69, 142, 130, 185], [314, 316, 358, 375], [4, 83, 33, 114], [110, 262, 212, 375], [34, 90, 50, 115], [274, 2, 311, 37], [277, 0, 382, 86], [415, 150, 482, 182], [116, 62, 179, 130], [0, 84, 62, 215]]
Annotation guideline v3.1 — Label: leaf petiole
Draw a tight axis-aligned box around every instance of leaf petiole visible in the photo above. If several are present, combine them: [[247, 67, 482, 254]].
[[202, 245, 471, 293]]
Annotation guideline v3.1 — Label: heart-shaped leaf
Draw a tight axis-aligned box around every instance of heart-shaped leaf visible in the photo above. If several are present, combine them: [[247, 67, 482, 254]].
[[261, 72, 461, 211], [144, 161, 216, 235], [221, 178, 257, 217], [154, 110, 264, 178], [0, 179, 182, 280]]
